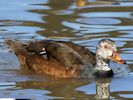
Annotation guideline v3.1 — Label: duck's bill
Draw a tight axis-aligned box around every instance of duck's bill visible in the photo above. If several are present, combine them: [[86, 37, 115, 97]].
[[110, 52, 126, 64]]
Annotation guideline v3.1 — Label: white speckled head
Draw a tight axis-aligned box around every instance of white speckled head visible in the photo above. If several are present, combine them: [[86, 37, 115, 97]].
[[96, 39, 117, 60]]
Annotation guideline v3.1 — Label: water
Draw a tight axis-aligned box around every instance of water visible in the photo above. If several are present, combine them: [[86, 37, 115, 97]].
[[0, 0, 133, 99]]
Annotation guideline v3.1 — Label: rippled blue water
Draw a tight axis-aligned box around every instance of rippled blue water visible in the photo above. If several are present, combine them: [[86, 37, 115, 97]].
[[0, 0, 133, 99]]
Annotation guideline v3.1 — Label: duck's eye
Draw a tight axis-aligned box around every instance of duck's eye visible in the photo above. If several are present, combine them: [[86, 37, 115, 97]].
[[104, 45, 108, 49]]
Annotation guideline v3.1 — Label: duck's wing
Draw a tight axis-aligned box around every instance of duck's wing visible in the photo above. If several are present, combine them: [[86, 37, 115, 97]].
[[26, 40, 86, 73], [56, 41, 96, 66], [26, 40, 53, 55], [44, 41, 86, 70], [26, 40, 96, 67]]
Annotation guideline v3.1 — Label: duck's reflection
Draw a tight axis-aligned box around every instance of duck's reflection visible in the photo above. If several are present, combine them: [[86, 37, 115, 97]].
[[16, 78, 111, 99], [95, 79, 110, 99]]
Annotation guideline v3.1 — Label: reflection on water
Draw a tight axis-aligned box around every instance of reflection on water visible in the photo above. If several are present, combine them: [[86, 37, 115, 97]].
[[0, 0, 133, 99], [78, 76, 133, 99], [1, 77, 133, 99]]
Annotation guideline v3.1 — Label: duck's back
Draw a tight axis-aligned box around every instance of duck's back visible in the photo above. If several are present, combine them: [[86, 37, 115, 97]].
[[26, 40, 96, 67], [56, 41, 96, 66]]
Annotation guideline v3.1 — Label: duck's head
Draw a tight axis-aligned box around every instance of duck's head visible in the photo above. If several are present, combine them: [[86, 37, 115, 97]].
[[96, 39, 126, 64], [94, 39, 126, 78]]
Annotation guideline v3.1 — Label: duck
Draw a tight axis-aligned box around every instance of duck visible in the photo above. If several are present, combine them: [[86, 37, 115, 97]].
[[5, 39, 126, 78]]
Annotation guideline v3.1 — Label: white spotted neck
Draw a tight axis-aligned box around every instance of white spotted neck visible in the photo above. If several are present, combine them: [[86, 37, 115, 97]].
[[95, 56, 111, 71]]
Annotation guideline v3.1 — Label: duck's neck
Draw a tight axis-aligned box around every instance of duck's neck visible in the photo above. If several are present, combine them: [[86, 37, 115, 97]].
[[95, 56, 111, 71], [94, 56, 113, 77]]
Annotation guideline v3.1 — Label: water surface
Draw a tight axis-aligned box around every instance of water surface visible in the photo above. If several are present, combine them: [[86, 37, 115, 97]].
[[0, 0, 133, 99]]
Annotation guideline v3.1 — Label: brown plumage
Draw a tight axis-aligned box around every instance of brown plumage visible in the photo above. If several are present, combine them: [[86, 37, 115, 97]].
[[5, 39, 96, 78], [26, 40, 96, 66]]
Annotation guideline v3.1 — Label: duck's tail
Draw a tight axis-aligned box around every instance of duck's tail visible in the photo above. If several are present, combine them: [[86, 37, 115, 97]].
[[5, 39, 30, 52], [5, 39, 30, 68]]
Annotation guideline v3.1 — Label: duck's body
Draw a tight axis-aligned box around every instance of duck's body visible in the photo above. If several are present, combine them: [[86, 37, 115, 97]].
[[5, 39, 125, 78]]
